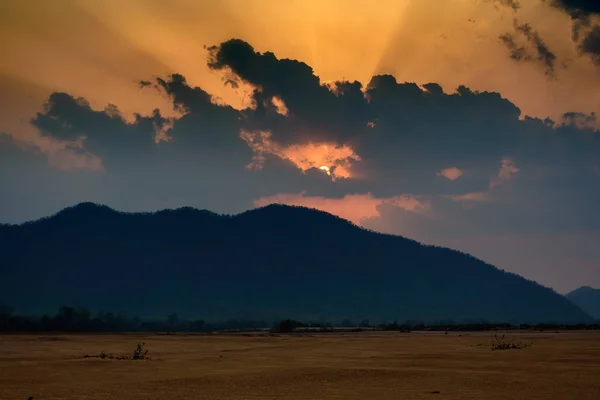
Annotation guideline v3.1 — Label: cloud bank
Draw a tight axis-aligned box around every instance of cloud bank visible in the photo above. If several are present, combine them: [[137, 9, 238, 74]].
[[1, 36, 599, 292]]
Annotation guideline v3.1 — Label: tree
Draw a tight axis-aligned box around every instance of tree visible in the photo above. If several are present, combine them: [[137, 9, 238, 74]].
[[167, 313, 179, 327], [341, 319, 355, 327], [273, 319, 301, 333], [0, 304, 13, 317], [189, 319, 205, 332]]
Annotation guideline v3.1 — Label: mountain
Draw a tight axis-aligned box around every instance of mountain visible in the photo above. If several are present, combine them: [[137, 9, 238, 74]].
[[565, 287, 600, 320], [0, 202, 592, 324]]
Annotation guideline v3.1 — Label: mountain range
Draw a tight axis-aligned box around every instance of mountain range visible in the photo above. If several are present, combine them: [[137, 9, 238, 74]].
[[565, 286, 600, 320], [0, 202, 593, 324]]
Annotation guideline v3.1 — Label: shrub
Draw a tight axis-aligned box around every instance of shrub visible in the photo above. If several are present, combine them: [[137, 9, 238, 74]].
[[491, 334, 531, 350], [132, 342, 148, 360], [80, 342, 149, 360]]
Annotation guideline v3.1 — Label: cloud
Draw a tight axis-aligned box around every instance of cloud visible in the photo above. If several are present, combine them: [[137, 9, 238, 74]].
[[493, 0, 521, 11], [437, 167, 465, 181], [31, 93, 170, 165], [561, 111, 598, 129], [499, 32, 531, 61], [440, 158, 518, 208], [438, 157, 519, 207], [579, 25, 600, 64], [548, 0, 600, 14], [240, 129, 360, 180], [197, 41, 539, 197], [545, 0, 600, 64], [207, 39, 371, 145], [1, 38, 598, 240], [499, 20, 557, 77], [490, 157, 519, 188], [47, 147, 104, 172], [1, 131, 103, 173], [447, 191, 491, 203], [271, 96, 289, 116], [6, 39, 594, 220], [514, 22, 557, 77]]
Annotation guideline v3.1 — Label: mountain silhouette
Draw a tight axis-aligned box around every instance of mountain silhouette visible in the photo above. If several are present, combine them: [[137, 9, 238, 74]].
[[0, 202, 592, 324], [565, 286, 600, 320]]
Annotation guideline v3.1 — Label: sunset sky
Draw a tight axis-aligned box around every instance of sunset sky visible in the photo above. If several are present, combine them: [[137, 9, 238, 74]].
[[1, 0, 599, 293]]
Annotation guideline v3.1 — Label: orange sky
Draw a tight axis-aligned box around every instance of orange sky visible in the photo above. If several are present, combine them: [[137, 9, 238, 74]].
[[2, 0, 600, 147], [255, 192, 430, 225], [2, 0, 598, 196]]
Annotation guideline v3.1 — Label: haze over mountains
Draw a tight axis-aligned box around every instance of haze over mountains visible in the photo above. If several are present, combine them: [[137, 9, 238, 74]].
[[0, 203, 592, 324]]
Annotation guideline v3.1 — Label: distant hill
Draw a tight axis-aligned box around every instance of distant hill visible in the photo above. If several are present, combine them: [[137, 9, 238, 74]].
[[566, 287, 600, 320], [0, 202, 592, 324]]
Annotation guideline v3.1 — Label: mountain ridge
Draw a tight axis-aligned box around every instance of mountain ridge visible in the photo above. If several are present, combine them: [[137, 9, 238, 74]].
[[0, 202, 592, 324], [566, 286, 600, 320]]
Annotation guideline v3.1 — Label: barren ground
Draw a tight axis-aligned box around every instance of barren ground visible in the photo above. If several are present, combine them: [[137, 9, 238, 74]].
[[1, 331, 599, 400]]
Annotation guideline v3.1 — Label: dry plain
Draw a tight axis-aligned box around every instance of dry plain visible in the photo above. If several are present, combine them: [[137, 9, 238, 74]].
[[1, 331, 599, 400]]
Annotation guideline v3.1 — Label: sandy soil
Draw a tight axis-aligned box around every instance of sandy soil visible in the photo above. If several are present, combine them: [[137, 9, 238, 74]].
[[1, 330, 599, 400]]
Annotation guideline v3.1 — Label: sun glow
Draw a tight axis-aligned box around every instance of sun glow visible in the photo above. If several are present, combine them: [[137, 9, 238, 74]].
[[240, 129, 360, 180], [319, 165, 331, 175]]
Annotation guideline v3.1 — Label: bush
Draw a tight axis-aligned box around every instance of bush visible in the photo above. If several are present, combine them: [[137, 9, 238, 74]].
[[132, 342, 148, 360], [491, 334, 531, 350], [80, 343, 149, 360]]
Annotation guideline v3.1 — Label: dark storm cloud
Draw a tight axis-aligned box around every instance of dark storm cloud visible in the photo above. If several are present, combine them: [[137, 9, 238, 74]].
[[546, 0, 600, 64], [31, 92, 167, 165], [570, 10, 592, 42], [204, 40, 527, 196], [579, 25, 600, 63], [10, 71, 346, 216], [31, 75, 250, 171], [3, 38, 599, 230], [26, 38, 598, 200], [206, 39, 371, 144], [548, 0, 600, 14], [206, 41, 598, 206], [203, 38, 598, 204], [561, 111, 598, 128], [352, 77, 525, 196], [140, 74, 251, 155]]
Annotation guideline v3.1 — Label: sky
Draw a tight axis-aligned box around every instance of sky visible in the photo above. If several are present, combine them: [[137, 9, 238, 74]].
[[1, 0, 599, 293]]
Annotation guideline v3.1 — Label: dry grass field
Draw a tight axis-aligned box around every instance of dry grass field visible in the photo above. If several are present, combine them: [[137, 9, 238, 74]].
[[1, 331, 599, 400]]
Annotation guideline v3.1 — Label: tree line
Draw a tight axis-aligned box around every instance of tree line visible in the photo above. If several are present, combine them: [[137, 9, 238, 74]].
[[1, 305, 598, 333], [0, 305, 267, 333]]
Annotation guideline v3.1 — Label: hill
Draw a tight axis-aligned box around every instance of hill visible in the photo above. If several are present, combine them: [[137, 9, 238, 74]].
[[566, 287, 600, 320], [0, 202, 592, 324]]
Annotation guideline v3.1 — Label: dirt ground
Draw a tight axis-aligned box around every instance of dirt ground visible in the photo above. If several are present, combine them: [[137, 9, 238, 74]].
[[1, 330, 599, 400]]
